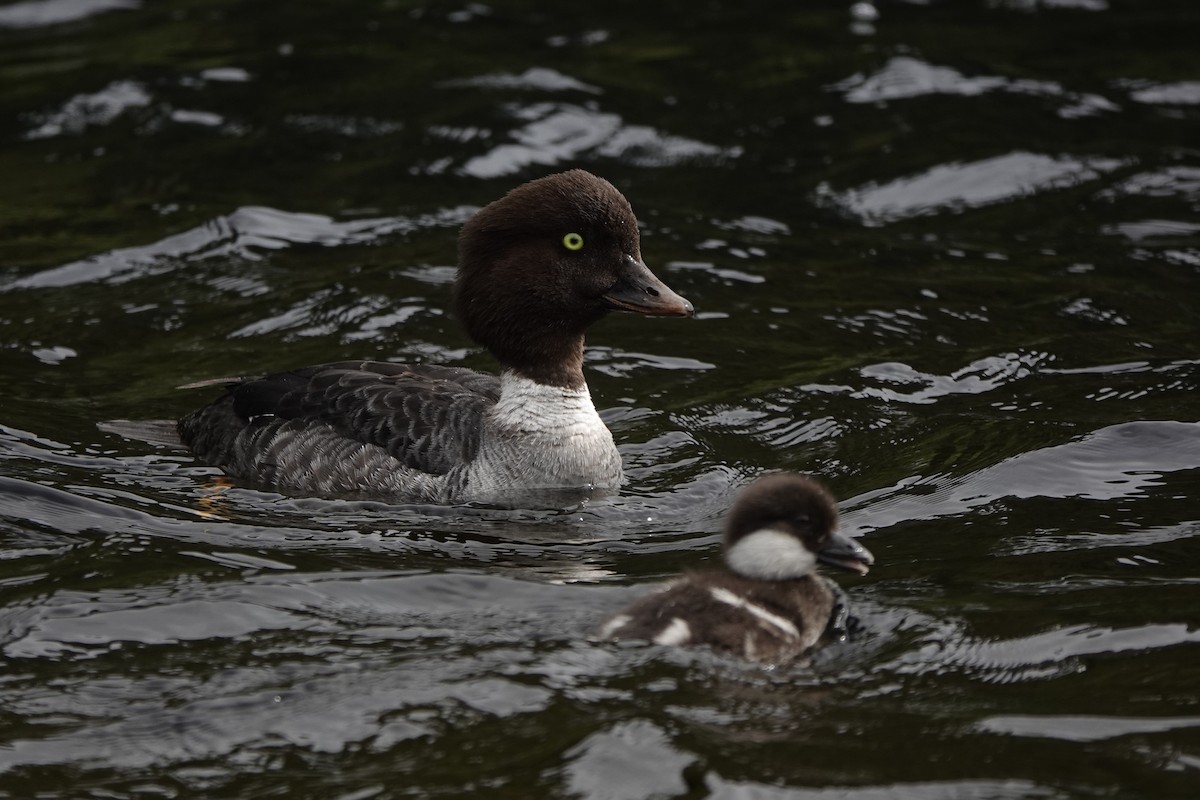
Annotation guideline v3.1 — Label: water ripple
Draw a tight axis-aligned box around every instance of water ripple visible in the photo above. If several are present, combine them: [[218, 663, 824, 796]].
[[459, 102, 739, 179], [441, 67, 602, 94], [227, 287, 433, 343], [1126, 80, 1200, 106], [977, 714, 1200, 743], [22, 79, 151, 139], [563, 720, 695, 800], [0, 0, 138, 29], [706, 775, 1062, 800], [844, 421, 1200, 535], [1099, 166, 1200, 202], [939, 623, 1200, 678], [805, 351, 1051, 405], [4, 206, 473, 291], [831, 55, 1117, 119], [818, 152, 1125, 226]]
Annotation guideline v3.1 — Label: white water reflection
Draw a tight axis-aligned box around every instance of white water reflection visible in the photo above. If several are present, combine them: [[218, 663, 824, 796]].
[[0, 571, 607, 660], [806, 351, 1052, 405], [442, 67, 602, 94], [564, 720, 695, 800], [226, 286, 432, 342], [1127, 80, 1200, 106], [831, 56, 1118, 118], [198, 66, 250, 83], [706, 776, 1062, 800], [819, 152, 1124, 225], [1002, 520, 1200, 557], [668, 261, 766, 285], [588, 347, 716, 377], [1099, 166, 1200, 201], [0, 0, 137, 29], [977, 714, 1200, 742], [1104, 219, 1200, 240], [459, 103, 738, 178], [843, 421, 1200, 535], [285, 113, 404, 137], [23, 79, 151, 139], [996, 0, 1108, 10], [4, 206, 474, 290]]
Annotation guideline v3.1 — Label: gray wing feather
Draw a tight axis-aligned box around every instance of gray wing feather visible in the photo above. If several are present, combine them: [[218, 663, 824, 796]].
[[178, 361, 499, 483]]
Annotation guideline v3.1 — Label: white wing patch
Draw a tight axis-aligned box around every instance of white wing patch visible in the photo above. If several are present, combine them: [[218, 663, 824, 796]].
[[652, 617, 692, 646], [597, 614, 632, 639], [725, 528, 817, 580], [709, 587, 800, 639]]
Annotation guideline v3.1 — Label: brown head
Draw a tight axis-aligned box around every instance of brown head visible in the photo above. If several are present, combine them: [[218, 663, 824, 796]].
[[724, 473, 874, 581], [455, 170, 692, 388]]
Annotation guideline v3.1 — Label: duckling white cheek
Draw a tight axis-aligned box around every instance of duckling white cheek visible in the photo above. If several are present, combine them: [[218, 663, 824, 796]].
[[725, 528, 817, 580]]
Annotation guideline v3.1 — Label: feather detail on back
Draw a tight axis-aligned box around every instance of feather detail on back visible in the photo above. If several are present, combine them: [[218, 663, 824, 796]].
[[598, 569, 837, 664], [179, 361, 497, 490]]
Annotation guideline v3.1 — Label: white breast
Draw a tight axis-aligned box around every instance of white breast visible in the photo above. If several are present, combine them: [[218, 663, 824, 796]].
[[489, 373, 611, 437], [462, 372, 623, 500]]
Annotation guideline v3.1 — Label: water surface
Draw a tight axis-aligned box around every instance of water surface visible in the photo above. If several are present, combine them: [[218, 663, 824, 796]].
[[1, 0, 1199, 797]]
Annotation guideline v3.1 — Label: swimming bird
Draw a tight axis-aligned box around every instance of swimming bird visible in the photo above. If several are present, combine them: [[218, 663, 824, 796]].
[[596, 473, 874, 663], [178, 170, 692, 506]]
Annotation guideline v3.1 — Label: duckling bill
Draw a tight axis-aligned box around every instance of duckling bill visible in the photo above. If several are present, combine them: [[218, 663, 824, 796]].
[[178, 171, 692, 506], [597, 473, 874, 664]]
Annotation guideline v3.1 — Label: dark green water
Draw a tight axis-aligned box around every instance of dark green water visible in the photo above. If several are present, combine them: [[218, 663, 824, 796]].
[[2, 0, 1199, 797]]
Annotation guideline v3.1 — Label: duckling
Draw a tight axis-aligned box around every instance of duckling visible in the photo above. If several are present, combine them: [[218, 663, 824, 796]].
[[597, 473, 873, 663]]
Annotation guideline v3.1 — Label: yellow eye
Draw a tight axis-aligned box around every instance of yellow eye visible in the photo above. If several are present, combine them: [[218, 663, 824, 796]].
[[562, 232, 584, 251]]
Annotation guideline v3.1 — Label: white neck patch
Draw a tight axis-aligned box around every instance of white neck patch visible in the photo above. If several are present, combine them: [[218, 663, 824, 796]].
[[725, 528, 817, 581], [490, 372, 605, 436]]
